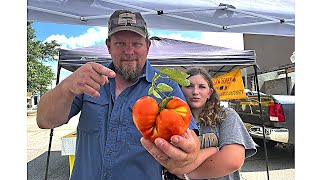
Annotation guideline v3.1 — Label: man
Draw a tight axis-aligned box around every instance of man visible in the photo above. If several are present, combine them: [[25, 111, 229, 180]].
[[37, 10, 200, 180]]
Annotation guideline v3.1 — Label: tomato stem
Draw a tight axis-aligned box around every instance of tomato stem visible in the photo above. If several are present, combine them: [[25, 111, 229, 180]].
[[158, 96, 173, 111]]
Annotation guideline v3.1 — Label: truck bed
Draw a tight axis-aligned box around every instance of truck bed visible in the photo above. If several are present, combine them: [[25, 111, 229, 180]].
[[229, 92, 295, 145]]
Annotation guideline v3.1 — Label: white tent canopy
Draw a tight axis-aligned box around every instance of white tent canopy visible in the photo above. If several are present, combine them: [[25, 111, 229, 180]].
[[27, 0, 294, 37]]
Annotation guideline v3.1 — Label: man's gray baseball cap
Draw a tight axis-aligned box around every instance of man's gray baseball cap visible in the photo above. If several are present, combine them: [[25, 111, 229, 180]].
[[108, 10, 148, 38]]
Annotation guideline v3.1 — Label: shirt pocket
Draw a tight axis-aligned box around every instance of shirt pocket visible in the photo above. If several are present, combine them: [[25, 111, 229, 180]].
[[78, 95, 110, 133], [124, 100, 143, 145]]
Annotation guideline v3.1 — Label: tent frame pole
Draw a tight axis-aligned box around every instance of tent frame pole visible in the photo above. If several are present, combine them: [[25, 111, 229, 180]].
[[44, 129, 54, 180], [44, 58, 62, 180], [253, 65, 270, 180]]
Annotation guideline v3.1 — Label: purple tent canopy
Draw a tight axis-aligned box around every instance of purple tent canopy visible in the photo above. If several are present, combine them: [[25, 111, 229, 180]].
[[59, 36, 256, 77]]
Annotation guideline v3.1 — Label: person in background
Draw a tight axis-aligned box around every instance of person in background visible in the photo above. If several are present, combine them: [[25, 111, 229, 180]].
[[36, 10, 200, 180], [168, 67, 256, 180]]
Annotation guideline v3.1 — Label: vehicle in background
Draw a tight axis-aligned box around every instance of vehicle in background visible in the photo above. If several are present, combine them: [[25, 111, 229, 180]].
[[229, 89, 295, 148]]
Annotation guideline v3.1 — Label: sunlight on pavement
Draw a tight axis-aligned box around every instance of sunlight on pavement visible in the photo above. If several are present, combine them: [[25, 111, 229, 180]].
[[27, 113, 79, 162]]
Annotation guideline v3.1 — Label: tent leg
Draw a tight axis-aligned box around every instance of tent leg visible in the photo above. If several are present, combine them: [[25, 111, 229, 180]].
[[44, 129, 54, 180], [254, 65, 270, 180], [44, 63, 62, 180]]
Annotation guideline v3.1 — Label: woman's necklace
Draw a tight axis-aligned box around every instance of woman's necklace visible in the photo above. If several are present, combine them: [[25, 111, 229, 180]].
[[196, 122, 201, 130]]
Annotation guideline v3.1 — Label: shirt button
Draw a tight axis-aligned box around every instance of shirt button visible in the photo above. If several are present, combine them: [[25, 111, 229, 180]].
[[105, 148, 111, 156]]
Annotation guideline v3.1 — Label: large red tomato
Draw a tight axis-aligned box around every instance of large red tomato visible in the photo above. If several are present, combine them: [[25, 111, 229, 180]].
[[132, 96, 192, 142]]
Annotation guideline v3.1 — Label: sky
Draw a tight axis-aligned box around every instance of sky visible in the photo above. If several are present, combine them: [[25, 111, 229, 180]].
[[32, 22, 245, 49]]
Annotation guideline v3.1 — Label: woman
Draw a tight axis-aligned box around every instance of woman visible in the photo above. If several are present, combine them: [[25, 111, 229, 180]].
[[169, 67, 256, 180]]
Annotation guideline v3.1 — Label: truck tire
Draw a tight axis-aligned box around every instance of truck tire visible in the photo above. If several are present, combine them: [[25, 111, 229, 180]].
[[253, 138, 277, 148]]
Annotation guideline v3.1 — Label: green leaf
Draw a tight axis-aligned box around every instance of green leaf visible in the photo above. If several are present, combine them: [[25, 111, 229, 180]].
[[148, 86, 162, 99], [160, 68, 190, 86], [148, 86, 154, 95], [156, 83, 173, 92], [160, 68, 189, 79], [152, 91, 162, 99], [152, 72, 160, 84], [171, 77, 190, 86]]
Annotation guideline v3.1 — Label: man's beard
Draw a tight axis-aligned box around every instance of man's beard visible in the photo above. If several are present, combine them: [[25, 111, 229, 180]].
[[116, 63, 142, 82]]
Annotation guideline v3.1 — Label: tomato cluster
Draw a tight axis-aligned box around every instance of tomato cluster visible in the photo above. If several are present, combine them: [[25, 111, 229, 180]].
[[132, 96, 192, 142]]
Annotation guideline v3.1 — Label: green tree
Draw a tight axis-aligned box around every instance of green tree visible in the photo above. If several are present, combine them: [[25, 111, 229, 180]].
[[27, 22, 60, 96]]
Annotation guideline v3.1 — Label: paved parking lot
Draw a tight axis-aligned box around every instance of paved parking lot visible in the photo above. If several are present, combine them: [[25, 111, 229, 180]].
[[27, 114, 79, 162], [27, 114, 295, 180], [241, 145, 295, 180]]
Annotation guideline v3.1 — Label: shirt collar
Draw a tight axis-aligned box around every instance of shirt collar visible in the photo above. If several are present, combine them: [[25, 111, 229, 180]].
[[144, 60, 155, 83]]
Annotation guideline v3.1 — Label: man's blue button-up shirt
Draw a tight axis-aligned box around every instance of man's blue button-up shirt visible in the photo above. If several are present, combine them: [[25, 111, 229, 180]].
[[68, 61, 197, 180]]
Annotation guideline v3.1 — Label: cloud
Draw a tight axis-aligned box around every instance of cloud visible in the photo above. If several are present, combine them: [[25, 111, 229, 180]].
[[149, 31, 201, 43], [44, 27, 243, 50], [44, 27, 108, 49], [199, 32, 244, 50], [150, 30, 243, 50]]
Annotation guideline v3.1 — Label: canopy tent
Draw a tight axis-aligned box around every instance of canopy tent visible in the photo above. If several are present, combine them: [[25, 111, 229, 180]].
[[27, 0, 294, 37], [58, 36, 256, 77]]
